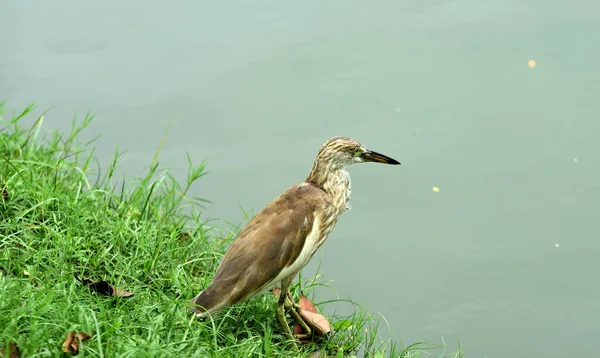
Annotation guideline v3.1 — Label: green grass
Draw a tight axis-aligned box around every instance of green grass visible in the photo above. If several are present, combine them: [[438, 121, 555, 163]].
[[0, 102, 462, 357]]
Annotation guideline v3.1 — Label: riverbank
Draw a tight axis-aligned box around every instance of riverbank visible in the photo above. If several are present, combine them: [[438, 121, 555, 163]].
[[0, 103, 456, 357]]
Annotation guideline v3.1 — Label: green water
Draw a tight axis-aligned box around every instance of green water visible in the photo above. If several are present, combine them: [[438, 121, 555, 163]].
[[3, 1, 599, 356]]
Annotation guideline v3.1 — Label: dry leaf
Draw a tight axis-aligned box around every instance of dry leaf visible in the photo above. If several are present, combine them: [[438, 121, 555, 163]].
[[1, 187, 8, 201], [0, 343, 20, 358], [299, 293, 317, 313], [75, 274, 134, 298], [62, 331, 93, 355], [62, 332, 75, 354], [292, 323, 304, 338], [77, 332, 92, 341], [298, 310, 331, 336]]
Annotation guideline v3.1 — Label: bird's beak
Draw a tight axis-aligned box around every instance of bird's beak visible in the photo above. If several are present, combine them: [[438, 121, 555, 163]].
[[360, 150, 401, 165]]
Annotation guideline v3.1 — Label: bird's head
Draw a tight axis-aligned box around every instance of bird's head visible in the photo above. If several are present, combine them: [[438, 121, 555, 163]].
[[316, 136, 401, 168]]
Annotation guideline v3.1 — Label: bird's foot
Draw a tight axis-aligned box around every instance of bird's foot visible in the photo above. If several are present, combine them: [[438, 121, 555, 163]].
[[284, 296, 313, 338], [293, 333, 312, 340]]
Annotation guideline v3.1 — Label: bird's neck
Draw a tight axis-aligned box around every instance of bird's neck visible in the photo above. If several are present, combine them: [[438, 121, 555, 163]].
[[306, 160, 351, 214]]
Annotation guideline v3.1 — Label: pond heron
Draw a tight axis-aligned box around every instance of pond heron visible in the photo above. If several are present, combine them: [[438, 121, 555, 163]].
[[189, 136, 400, 347]]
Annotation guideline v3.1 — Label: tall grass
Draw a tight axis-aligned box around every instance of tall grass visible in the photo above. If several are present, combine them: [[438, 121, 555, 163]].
[[0, 102, 461, 357]]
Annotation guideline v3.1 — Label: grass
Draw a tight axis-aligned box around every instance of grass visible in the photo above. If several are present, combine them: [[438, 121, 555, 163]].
[[0, 102, 462, 357]]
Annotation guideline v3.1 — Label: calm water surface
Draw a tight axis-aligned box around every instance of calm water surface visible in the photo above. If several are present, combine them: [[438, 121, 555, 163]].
[[2, 1, 599, 356]]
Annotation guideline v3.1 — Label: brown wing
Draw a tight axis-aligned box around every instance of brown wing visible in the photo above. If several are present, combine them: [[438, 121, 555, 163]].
[[190, 182, 328, 314]]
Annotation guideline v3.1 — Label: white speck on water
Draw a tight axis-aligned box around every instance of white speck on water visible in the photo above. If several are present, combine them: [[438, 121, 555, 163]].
[[396, 108, 402, 113], [555, 243, 560, 248], [573, 158, 578, 163]]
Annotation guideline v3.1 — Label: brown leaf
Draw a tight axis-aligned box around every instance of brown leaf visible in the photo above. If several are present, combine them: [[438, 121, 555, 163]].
[[77, 332, 92, 341], [62, 331, 93, 355], [62, 332, 75, 353], [0, 342, 20, 358], [1, 187, 8, 201], [299, 310, 331, 336], [299, 293, 317, 313], [293, 319, 304, 338], [75, 274, 134, 298], [113, 287, 134, 298]]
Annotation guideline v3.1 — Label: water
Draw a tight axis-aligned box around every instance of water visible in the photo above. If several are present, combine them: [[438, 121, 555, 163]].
[[2, 1, 599, 356]]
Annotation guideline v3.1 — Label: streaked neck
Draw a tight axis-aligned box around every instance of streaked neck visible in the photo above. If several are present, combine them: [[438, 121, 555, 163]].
[[305, 159, 350, 212]]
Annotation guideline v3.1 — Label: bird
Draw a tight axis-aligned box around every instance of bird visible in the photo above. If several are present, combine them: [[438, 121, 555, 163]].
[[189, 136, 400, 347]]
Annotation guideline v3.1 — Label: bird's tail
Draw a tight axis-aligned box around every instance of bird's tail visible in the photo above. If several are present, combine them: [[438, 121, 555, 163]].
[[188, 286, 224, 318], [189, 291, 209, 317]]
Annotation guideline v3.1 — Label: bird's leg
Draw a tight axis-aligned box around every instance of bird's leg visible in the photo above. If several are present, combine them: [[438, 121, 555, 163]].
[[276, 301, 297, 349], [277, 276, 299, 350], [283, 296, 312, 340]]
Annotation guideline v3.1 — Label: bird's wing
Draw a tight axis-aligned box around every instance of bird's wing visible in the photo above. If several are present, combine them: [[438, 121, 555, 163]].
[[194, 183, 329, 311]]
